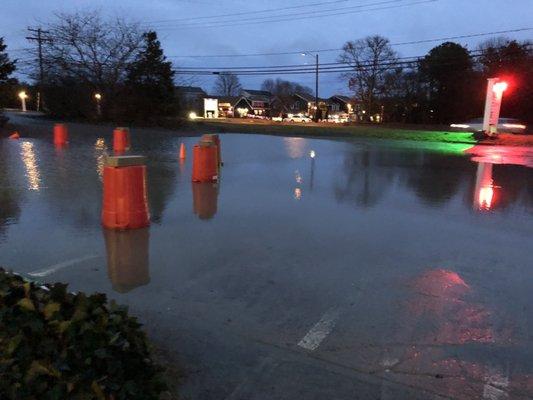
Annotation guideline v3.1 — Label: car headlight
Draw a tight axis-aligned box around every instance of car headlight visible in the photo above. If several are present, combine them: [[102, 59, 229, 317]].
[[502, 123, 526, 129]]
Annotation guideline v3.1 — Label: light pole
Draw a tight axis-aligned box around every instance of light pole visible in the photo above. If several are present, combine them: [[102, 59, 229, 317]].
[[18, 91, 28, 112], [94, 93, 102, 117], [302, 53, 319, 122]]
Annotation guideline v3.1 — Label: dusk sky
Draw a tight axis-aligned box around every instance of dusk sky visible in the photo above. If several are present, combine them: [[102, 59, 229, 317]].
[[2, 0, 532, 96]]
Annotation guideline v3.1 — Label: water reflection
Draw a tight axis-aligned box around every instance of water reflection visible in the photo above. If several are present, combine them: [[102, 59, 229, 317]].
[[335, 149, 393, 208], [283, 137, 307, 159], [94, 138, 107, 181], [474, 163, 495, 211], [386, 268, 518, 399], [466, 145, 533, 168], [147, 160, 177, 224], [0, 143, 21, 240], [104, 228, 150, 293], [20, 141, 41, 191], [309, 154, 315, 191], [335, 144, 532, 211], [192, 182, 219, 220]]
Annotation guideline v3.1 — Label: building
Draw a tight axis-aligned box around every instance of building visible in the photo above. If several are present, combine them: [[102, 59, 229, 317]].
[[271, 92, 318, 117], [216, 96, 239, 117], [328, 95, 354, 116], [233, 89, 272, 117], [176, 86, 207, 115]]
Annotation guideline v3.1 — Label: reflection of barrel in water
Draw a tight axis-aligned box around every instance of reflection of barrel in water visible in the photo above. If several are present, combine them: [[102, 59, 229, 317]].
[[192, 182, 219, 220], [104, 228, 150, 293]]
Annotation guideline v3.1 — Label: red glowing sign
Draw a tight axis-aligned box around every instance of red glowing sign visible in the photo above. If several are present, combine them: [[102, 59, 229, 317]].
[[492, 81, 508, 96]]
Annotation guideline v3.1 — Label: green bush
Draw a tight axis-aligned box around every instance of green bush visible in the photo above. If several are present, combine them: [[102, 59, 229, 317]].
[[0, 269, 166, 399]]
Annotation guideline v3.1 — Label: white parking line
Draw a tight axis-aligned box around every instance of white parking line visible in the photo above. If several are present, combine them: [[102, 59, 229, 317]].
[[27, 254, 100, 278], [297, 309, 340, 351], [483, 366, 509, 400]]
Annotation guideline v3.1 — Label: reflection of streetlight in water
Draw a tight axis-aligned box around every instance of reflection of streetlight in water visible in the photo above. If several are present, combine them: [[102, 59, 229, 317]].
[[94, 138, 107, 181], [283, 137, 307, 159], [20, 141, 41, 191], [309, 150, 316, 191]]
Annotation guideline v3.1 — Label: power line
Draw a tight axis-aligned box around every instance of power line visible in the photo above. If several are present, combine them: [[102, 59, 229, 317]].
[[173, 39, 532, 72], [150, 0, 435, 30], [150, 0, 410, 29], [165, 27, 533, 58], [173, 46, 531, 76], [145, 0, 352, 24]]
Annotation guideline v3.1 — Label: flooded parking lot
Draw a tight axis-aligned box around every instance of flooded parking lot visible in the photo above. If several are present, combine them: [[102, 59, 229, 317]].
[[1, 116, 532, 399]]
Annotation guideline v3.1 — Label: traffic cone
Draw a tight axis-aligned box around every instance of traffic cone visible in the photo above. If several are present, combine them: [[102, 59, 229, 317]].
[[8, 132, 20, 139], [179, 143, 186, 159]]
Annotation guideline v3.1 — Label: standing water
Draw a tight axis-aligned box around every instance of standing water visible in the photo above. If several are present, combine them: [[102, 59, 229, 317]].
[[1, 119, 532, 399]]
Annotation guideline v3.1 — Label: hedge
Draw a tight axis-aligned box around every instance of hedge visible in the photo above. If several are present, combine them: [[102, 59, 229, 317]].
[[0, 269, 166, 399]]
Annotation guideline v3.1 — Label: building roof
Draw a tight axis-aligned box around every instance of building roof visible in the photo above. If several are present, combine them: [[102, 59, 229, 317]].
[[216, 96, 240, 105], [294, 92, 315, 103], [241, 89, 272, 97], [330, 95, 353, 103], [176, 86, 206, 94]]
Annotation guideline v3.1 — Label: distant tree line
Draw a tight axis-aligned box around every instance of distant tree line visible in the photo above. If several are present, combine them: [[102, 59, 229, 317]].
[[0, 11, 176, 124], [1, 10, 531, 125], [338, 35, 532, 124]]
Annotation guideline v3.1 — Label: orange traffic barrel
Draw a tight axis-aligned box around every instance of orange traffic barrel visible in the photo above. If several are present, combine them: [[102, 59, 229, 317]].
[[200, 134, 222, 167], [8, 131, 20, 139], [192, 143, 218, 182], [104, 228, 150, 293], [102, 155, 150, 230], [113, 127, 130, 153], [212, 134, 222, 166], [192, 182, 218, 220], [53, 123, 68, 145]]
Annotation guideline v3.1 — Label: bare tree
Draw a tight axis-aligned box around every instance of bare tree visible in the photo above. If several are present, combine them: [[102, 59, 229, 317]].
[[261, 78, 313, 112], [41, 10, 143, 89], [338, 35, 397, 119], [213, 73, 241, 96]]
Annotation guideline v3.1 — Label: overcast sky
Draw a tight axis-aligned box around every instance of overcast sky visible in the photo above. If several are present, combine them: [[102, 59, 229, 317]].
[[1, 0, 532, 96]]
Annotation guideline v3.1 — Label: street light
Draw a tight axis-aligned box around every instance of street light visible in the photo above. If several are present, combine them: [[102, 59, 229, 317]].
[[18, 91, 28, 112], [94, 93, 102, 116], [301, 52, 319, 122]]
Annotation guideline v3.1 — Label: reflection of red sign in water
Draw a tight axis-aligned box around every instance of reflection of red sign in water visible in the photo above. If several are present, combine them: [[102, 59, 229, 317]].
[[474, 162, 494, 211]]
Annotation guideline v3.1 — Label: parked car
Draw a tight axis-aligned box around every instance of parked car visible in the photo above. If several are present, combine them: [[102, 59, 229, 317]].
[[283, 114, 312, 123], [246, 114, 268, 120], [327, 114, 350, 123], [450, 118, 528, 134]]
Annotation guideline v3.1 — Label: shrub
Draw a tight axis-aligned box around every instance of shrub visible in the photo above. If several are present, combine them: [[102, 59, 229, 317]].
[[0, 269, 166, 399]]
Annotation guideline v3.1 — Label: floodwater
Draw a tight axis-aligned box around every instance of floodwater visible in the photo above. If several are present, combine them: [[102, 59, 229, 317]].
[[1, 114, 532, 399]]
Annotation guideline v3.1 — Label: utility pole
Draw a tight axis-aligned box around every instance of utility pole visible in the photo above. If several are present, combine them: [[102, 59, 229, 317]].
[[302, 52, 320, 121], [26, 27, 52, 112], [315, 54, 319, 122]]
